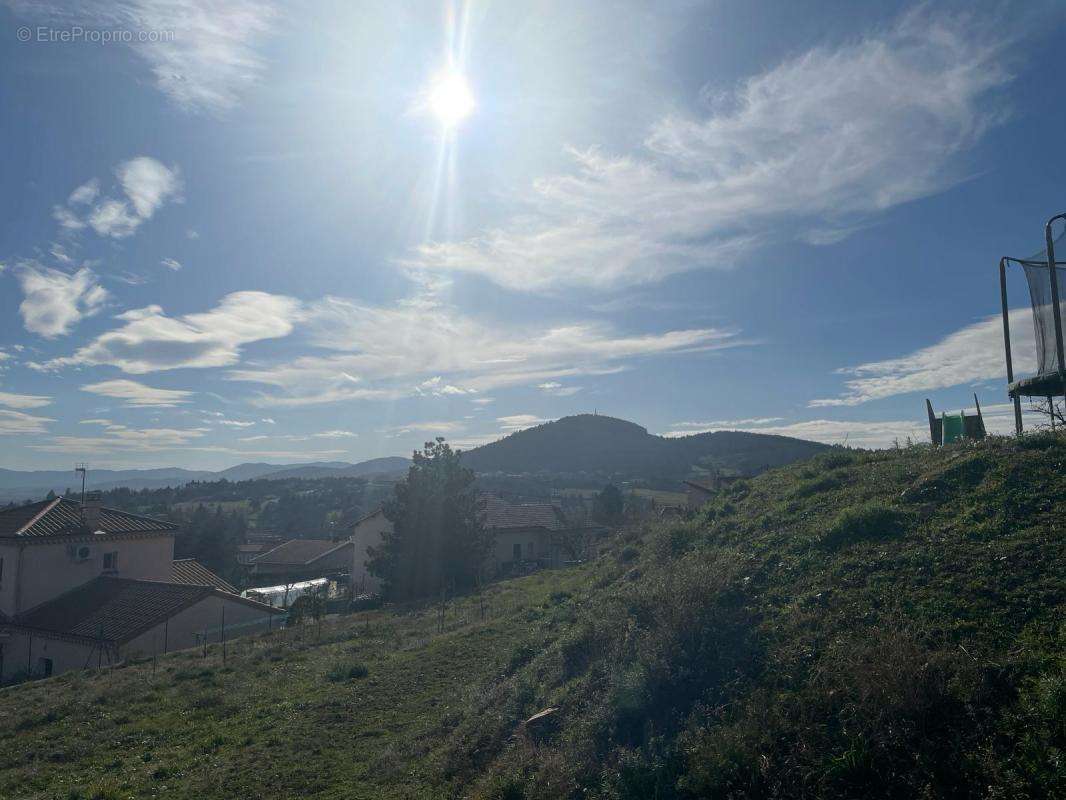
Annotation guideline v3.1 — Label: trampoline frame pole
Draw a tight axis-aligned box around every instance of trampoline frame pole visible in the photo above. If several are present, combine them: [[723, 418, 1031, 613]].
[[1045, 214, 1066, 398], [999, 257, 1023, 435]]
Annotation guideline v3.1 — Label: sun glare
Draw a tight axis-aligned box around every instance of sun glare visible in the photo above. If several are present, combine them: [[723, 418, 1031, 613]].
[[428, 71, 475, 129]]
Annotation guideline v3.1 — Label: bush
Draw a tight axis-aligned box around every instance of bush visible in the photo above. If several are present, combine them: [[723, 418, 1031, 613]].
[[823, 502, 909, 549], [327, 660, 369, 682]]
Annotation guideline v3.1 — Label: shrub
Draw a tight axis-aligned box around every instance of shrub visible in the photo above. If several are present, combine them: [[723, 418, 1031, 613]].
[[327, 660, 369, 682], [823, 502, 909, 549]]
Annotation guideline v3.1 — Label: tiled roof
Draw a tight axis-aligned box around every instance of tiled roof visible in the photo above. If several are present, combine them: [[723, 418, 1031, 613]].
[[252, 538, 342, 566], [171, 559, 237, 593], [16, 577, 211, 643], [479, 497, 569, 531], [0, 497, 177, 539]]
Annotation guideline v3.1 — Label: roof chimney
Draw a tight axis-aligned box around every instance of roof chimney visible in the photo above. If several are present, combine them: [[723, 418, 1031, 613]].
[[82, 490, 103, 530]]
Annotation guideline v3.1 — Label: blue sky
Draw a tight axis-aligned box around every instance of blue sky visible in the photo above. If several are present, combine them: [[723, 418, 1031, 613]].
[[1, 0, 1064, 470]]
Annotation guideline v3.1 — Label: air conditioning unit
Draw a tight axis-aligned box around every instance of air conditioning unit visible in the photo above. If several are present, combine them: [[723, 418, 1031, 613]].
[[75, 545, 91, 562]]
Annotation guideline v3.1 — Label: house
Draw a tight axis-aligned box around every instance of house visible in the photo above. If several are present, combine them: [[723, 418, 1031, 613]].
[[0, 493, 282, 682], [347, 497, 601, 593], [236, 532, 285, 567], [248, 538, 352, 583], [480, 496, 585, 571], [349, 508, 391, 596], [683, 473, 744, 509]]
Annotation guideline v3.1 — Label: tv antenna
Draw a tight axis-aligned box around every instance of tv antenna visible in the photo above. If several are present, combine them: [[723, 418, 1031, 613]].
[[74, 463, 88, 503]]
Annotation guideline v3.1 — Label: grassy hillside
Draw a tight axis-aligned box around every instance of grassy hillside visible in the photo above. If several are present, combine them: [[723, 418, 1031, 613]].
[[2, 434, 1063, 799], [461, 414, 828, 480]]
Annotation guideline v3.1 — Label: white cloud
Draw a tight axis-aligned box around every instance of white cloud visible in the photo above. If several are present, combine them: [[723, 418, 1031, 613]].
[[68, 178, 100, 206], [40, 291, 303, 373], [0, 408, 54, 436], [537, 381, 582, 397], [669, 417, 785, 430], [498, 414, 551, 432], [470, 397, 495, 405], [0, 391, 52, 410], [663, 418, 928, 449], [312, 430, 358, 439], [404, 8, 1015, 290], [15, 264, 108, 338], [810, 309, 1034, 407], [82, 379, 194, 408], [417, 376, 472, 396], [28, 425, 208, 453], [161, 258, 182, 271], [229, 292, 740, 406], [52, 157, 182, 239], [9, 1, 277, 114], [380, 420, 465, 438], [215, 419, 256, 427]]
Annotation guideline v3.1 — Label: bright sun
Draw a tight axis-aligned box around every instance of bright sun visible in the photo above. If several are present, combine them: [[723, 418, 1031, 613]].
[[428, 71, 475, 129]]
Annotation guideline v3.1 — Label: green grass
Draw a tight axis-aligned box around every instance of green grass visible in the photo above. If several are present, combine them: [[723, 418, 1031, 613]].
[[1, 435, 1063, 799]]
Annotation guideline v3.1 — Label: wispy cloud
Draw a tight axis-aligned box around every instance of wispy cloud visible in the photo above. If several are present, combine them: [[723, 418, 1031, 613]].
[[810, 310, 1033, 407], [15, 264, 108, 338], [669, 417, 785, 431], [0, 391, 52, 410], [229, 292, 740, 406], [37, 291, 303, 373], [0, 409, 54, 435], [160, 258, 182, 271], [663, 418, 928, 449], [537, 381, 582, 397], [498, 414, 551, 432], [28, 424, 209, 453], [404, 8, 1015, 291], [81, 378, 194, 408], [10, 1, 277, 113]]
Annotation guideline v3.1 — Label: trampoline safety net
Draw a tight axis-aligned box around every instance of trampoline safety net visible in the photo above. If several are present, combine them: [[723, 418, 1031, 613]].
[[1018, 225, 1066, 376]]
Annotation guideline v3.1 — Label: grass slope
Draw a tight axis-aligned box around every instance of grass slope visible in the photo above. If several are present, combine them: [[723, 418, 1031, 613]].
[[2, 434, 1063, 799]]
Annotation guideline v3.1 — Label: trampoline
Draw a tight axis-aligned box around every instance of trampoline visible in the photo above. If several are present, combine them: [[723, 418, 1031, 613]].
[[999, 213, 1066, 433]]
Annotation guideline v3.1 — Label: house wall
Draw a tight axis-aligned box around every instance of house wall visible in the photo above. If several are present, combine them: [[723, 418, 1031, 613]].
[[306, 542, 352, 574], [123, 594, 280, 658], [350, 512, 391, 595], [490, 528, 555, 571], [0, 630, 101, 682], [0, 542, 19, 619], [3, 534, 175, 617]]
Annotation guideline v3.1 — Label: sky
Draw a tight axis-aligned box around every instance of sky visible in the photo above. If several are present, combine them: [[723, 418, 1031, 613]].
[[1, 0, 1065, 470]]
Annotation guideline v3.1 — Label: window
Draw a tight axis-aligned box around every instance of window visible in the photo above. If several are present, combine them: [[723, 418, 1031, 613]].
[[512, 542, 521, 561], [0, 556, 4, 583], [529, 541, 536, 557], [103, 551, 118, 571], [38, 657, 53, 677]]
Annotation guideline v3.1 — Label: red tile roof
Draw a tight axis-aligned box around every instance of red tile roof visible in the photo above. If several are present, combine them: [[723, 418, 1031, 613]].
[[252, 538, 345, 566], [478, 497, 569, 531], [0, 497, 176, 539], [171, 559, 237, 593], [14, 576, 281, 643], [16, 577, 211, 643]]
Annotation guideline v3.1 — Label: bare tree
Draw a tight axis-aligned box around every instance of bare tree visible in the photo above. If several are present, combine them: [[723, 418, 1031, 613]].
[[1027, 398, 1066, 429]]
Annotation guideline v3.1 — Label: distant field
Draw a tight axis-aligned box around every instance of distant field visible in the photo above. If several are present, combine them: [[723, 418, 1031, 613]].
[[630, 488, 687, 505]]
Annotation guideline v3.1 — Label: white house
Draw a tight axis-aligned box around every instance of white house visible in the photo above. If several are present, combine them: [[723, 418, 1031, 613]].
[[0, 493, 282, 682]]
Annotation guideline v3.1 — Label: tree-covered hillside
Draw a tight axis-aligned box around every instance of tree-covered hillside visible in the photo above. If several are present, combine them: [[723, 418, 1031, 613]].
[[460, 414, 828, 481]]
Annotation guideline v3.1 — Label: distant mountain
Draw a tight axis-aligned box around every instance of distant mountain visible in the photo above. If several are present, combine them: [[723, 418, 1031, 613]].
[[460, 414, 828, 480], [0, 457, 410, 502], [256, 458, 411, 480]]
